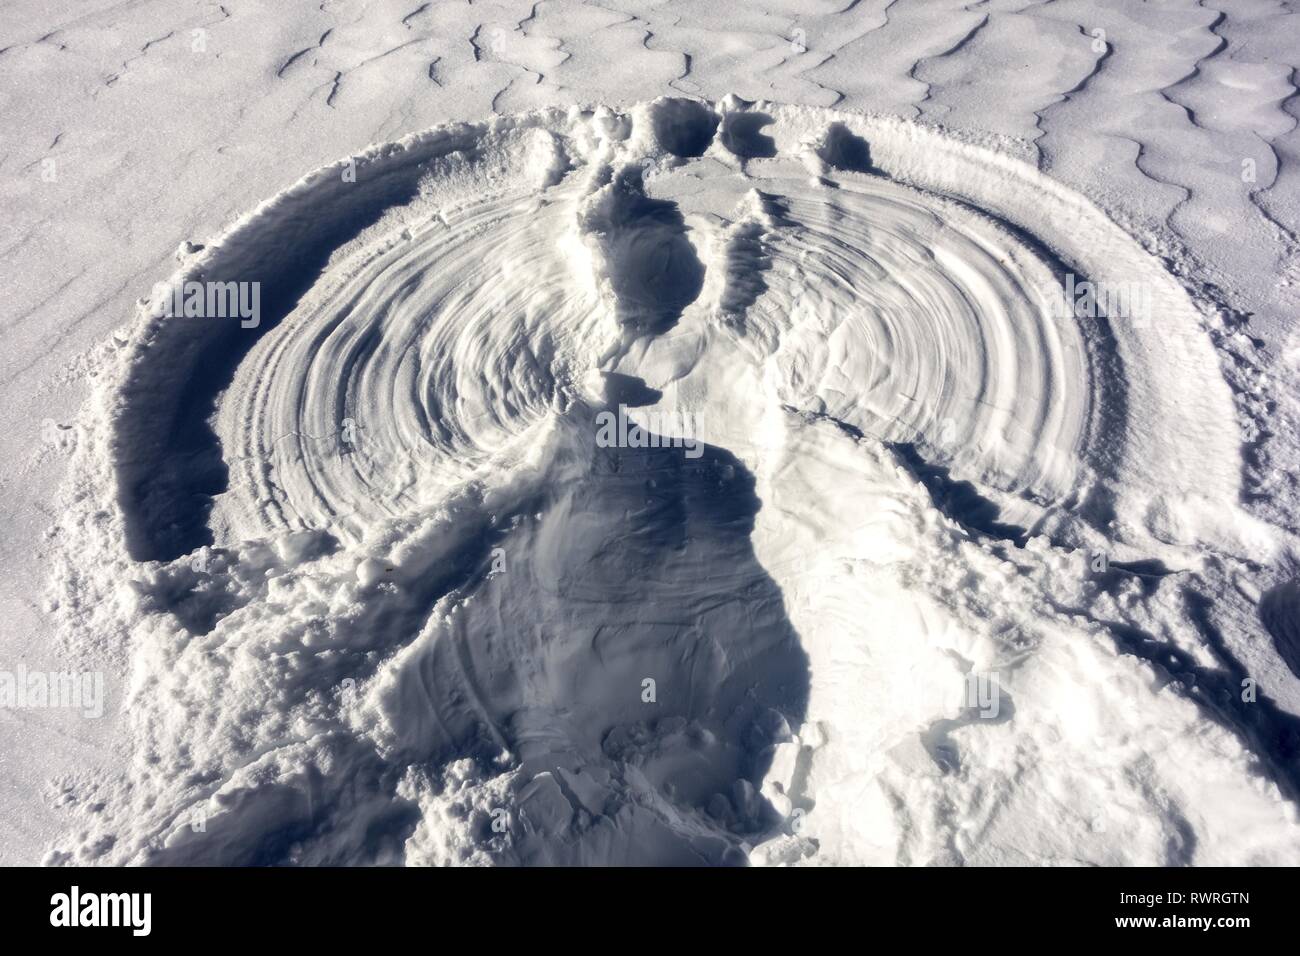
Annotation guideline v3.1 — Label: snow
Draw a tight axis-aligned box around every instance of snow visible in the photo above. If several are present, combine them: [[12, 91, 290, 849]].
[[3, 0, 1300, 866]]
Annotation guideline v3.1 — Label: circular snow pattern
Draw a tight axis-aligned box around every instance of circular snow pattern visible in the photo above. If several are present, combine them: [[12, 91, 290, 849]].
[[49, 100, 1300, 866]]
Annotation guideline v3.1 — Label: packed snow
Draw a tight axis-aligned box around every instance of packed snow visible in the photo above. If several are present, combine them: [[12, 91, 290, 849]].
[[4, 1, 1300, 867]]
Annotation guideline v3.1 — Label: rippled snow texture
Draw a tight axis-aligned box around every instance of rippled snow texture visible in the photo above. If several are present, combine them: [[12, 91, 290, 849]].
[[47, 100, 1300, 866]]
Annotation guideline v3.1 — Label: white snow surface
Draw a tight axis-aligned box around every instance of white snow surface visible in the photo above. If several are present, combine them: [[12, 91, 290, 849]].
[[3, 1, 1300, 866]]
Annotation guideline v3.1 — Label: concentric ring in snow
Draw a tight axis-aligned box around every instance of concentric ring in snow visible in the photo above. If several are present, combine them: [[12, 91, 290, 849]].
[[48, 99, 1300, 866]]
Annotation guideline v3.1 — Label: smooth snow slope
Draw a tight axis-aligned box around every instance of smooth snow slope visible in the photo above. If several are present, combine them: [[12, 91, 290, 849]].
[[38, 100, 1300, 865], [2, 0, 1299, 865]]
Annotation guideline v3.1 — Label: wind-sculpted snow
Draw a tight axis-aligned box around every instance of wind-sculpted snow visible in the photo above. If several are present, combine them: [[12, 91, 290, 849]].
[[46, 99, 1300, 865]]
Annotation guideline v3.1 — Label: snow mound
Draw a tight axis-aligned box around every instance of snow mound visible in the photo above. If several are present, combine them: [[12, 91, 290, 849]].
[[46, 99, 1300, 865]]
